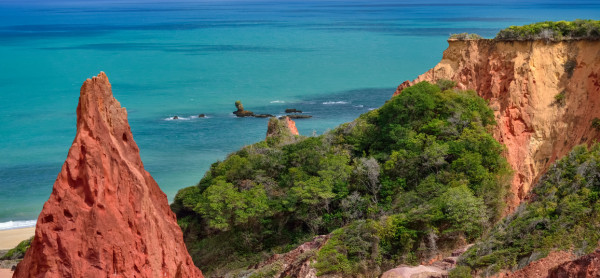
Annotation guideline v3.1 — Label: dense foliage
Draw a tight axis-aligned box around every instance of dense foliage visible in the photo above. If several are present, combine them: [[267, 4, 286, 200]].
[[459, 144, 600, 276], [496, 19, 600, 40], [1, 237, 32, 260], [449, 33, 483, 40], [172, 81, 511, 276]]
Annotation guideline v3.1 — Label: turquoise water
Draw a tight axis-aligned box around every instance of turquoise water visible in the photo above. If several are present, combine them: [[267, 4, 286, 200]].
[[0, 0, 599, 228]]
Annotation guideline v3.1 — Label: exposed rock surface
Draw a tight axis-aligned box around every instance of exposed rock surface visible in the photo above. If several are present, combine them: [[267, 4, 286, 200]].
[[266, 116, 299, 139], [548, 249, 600, 278], [395, 39, 600, 211], [285, 108, 303, 113], [248, 235, 330, 278], [493, 251, 574, 278], [14, 72, 203, 278], [381, 265, 446, 278]]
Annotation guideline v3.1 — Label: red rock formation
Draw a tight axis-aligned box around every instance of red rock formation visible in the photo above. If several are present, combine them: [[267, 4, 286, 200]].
[[266, 116, 299, 139], [394, 39, 600, 211], [493, 251, 574, 278], [548, 249, 600, 278], [284, 117, 299, 136], [14, 72, 203, 278]]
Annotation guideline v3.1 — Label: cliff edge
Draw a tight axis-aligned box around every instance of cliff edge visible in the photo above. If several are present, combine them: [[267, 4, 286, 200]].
[[395, 39, 600, 210], [14, 72, 203, 278]]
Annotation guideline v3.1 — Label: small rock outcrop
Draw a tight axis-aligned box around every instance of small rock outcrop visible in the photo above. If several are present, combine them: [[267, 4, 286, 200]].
[[14, 72, 203, 278], [266, 116, 299, 139], [395, 39, 600, 211], [285, 108, 302, 113], [233, 100, 254, 117], [548, 249, 600, 278], [287, 114, 312, 119]]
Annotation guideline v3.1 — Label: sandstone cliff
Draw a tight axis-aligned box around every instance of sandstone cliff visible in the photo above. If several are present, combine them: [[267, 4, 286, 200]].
[[395, 39, 600, 210], [14, 72, 203, 278]]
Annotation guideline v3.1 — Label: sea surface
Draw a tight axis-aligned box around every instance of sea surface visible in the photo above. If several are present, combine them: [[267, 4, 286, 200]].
[[0, 0, 598, 229]]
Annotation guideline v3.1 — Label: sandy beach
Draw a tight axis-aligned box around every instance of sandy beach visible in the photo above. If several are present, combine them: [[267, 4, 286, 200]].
[[0, 269, 13, 278], [0, 227, 34, 250]]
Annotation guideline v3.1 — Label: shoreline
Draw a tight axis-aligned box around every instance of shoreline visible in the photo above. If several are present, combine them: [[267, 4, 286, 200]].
[[0, 227, 35, 250]]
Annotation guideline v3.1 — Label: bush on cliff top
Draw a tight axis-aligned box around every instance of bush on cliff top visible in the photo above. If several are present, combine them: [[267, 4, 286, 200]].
[[449, 33, 483, 40], [173, 81, 511, 276], [496, 19, 600, 40], [458, 144, 600, 276]]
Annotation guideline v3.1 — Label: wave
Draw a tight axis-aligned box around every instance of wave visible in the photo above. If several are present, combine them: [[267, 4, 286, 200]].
[[353, 105, 364, 108], [322, 101, 349, 105], [164, 115, 208, 121], [270, 100, 285, 103], [0, 220, 36, 231]]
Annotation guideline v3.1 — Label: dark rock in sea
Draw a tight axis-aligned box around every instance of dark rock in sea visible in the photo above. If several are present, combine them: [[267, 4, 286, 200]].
[[233, 100, 255, 117], [285, 114, 312, 119], [285, 108, 302, 113], [173, 115, 179, 120], [233, 110, 255, 117], [254, 114, 275, 118], [198, 114, 206, 118]]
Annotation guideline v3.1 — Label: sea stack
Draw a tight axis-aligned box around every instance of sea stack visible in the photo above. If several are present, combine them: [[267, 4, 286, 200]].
[[14, 72, 203, 277], [266, 116, 299, 138]]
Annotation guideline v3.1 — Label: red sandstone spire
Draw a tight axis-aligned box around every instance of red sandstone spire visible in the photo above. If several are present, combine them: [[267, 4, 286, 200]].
[[14, 72, 203, 278]]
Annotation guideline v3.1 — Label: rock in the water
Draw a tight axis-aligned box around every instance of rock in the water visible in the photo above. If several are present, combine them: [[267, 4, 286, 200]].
[[13, 72, 203, 278], [198, 114, 205, 118], [285, 108, 302, 113], [233, 100, 255, 117], [266, 116, 299, 143], [173, 115, 179, 120], [286, 114, 312, 119], [254, 114, 275, 118]]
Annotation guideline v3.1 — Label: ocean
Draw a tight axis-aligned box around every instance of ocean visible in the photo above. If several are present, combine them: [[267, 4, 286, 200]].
[[0, 0, 598, 229]]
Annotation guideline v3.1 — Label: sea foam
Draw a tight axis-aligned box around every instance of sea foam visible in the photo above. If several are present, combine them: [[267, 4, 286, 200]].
[[322, 101, 348, 105], [0, 220, 36, 231]]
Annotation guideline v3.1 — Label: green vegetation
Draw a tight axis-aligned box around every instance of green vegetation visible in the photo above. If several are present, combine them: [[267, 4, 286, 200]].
[[496, 19, 600, 40], [1, 237, 33, 260], [592, 118, 600, 130], [449, 33, 483, 40], [553, 91, 566, 106], [459, 144, 600, 276], [564, 59, 577, 78], [173, 81, 511, 276]]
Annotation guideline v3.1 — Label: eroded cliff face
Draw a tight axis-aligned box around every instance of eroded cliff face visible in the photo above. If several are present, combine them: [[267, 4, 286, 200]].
[[395, 39, 600, 210], [14, 72, 203, 278]]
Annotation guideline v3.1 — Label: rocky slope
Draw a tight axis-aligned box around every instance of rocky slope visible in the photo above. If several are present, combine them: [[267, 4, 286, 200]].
[[14, 72, 203, 278], [395, 39, 600, 210], [549, 249, 600, 278]]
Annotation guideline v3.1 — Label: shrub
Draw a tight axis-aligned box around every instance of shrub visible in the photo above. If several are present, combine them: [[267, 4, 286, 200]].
[[449, 266, 473, 278], [554, 91, 566, 105], [449, 33, 483, 40], [1, 237, 33, 260], [461, 144, 600, 274], [592, 118, 600, 130], [436, 79, 457, 91], [564, 59, 577, 78], [495, 20, 600, 40]]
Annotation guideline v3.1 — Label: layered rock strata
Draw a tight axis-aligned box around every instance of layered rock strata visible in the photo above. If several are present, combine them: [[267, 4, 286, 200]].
[[395, 39, 600, 210], [14, 72, 203, 278]]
